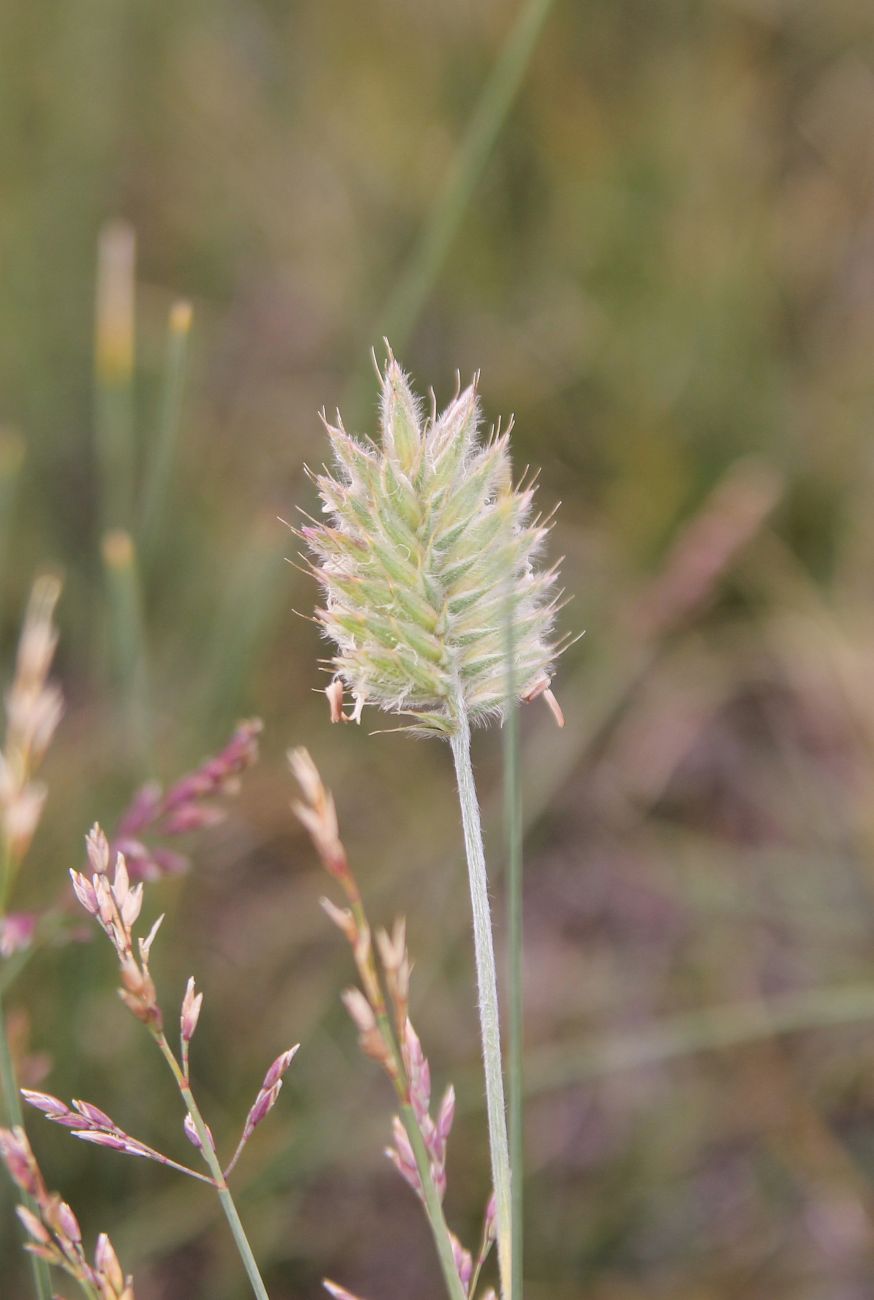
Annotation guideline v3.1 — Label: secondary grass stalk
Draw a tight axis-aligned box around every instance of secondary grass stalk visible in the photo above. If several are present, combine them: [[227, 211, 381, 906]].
[[101, 529, 152, 772], [153, 1032, 271, 1300], [451, 704, 513, 1299]]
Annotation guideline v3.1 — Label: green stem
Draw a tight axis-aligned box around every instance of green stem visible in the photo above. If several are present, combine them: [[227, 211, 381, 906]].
[[74, 1274, 102, 1300], [153, 1032, 270, 1300], [450, 705, 513, 1299], [0, 995, 53, 1300], [94, 220, 136, 535], [101, 529, 152, 772], [140, 300, 192, 564], [0, 429, 24, 617], [396, 1098, 468, 1300]]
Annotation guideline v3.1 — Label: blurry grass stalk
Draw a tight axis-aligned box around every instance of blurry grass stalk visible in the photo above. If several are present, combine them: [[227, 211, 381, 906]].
[[524, 983, 874, 1093], [101, 530, 151, 768], [140, 300, 193, 564], [380, 0, 557, 348], [0, 1002, 52, 1300], [503, 603, 524, 1300], [450, 702, 513, 1299], [95, 222, 136, 533], [196, 521, 288, 736], [0, 429, 25, 605]]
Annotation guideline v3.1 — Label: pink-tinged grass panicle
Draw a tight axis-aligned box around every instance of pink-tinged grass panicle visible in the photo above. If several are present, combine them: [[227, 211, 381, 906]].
[[21, 1088, 215, 1185], [112, 718, 262, 880], [292, 748, 497, 1300], [59, 810, 295, 1300], [0, 575, 63, 928], [0, 1124, 135, 1299], [323, 1284, 367, 1300]]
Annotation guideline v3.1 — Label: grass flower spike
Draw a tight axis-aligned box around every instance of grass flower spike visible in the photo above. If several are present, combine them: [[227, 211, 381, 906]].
[[302, 347, 563, 735], [301, 351, 566, 1300]]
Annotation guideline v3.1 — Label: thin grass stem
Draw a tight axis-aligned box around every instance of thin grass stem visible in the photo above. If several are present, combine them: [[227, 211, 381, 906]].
[[450, 702, 513, 1299], [152, 1030, 271, 1300], [0, 997, 53, 1300], [503, 622, 524, 1299], [0, 429, 24, 607], [396, 1097, 469, 1300], [140, 300, 193, 564], [101, 529, 151, 770], [522, 982, 874, 1093]]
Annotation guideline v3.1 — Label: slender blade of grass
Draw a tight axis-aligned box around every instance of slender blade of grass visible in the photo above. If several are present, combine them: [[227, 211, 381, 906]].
[[140, 300, 193, 565], [522, 983, 874, 1093], [0, 997, 53, 1300], [195, 521, 288, 737], [0, 429, 24, 604], [378, 0, 559, 350], [101, 529, 151, 771], [94, 221, 136, 534]]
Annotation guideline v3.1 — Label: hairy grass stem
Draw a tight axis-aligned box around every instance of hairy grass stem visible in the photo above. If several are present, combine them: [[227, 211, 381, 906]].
[[451, 705, 513, 1298], [503, 620, 524, 1299]]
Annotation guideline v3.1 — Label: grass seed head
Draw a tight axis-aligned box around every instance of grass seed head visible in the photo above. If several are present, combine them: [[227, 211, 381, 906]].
[[304, 348, 563, 736]]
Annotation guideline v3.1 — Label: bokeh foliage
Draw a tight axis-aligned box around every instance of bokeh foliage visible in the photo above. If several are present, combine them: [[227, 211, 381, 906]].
[[2, 0, 874, 1296]]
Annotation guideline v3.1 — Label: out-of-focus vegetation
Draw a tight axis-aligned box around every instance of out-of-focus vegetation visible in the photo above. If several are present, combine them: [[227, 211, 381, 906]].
[[2, 0, 874, 1295]]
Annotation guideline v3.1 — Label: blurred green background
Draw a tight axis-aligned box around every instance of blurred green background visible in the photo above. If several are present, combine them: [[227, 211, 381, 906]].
[[3, 0, 874, 1296]]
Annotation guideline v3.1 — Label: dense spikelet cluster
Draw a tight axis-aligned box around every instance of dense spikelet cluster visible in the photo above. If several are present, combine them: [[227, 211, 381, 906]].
[[301, 350, 564, 736]]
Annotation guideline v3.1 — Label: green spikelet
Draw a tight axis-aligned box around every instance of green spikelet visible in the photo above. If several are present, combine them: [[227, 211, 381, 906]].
[[303, 348, 563, 737]]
